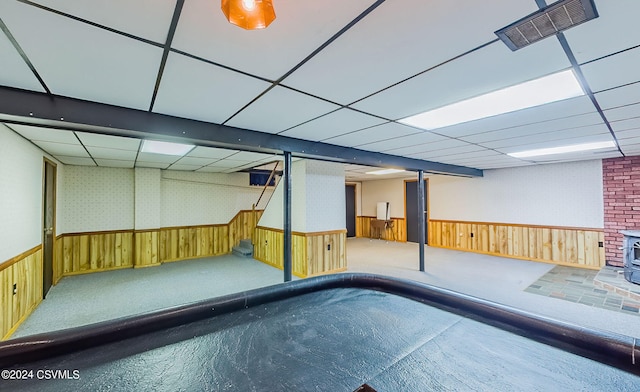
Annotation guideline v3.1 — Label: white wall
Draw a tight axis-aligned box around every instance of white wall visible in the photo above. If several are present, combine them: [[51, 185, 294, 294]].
[[160, 171, 270, 227], [59, 166, 134, 233], [258, 160, 307, 231], [361, 178, 411, 218], [0, 124, 65, 263], [259, 160, 345, 232], [428, 160, 604, 228], [305, 161, 345, 232]]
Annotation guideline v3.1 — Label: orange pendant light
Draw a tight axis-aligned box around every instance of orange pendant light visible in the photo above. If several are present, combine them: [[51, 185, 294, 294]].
[[221, 0, 276, 30]]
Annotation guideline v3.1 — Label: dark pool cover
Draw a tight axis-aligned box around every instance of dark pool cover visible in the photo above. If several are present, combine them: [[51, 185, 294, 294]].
[[0, 273, 638, 391]]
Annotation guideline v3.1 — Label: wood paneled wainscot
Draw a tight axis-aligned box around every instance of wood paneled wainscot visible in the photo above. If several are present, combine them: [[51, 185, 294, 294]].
[[429, 220, 605, 269], [55, 231, 134, 279], [254, 226, 347, 278], [356, 216, 406, 242], [1, 246, 43, 340], [160, 225, 229, 263], [229, 209, 263, 249], [53, 210, 265, 278]]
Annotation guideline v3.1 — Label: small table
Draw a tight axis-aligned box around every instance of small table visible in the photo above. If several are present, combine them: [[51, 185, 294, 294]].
[[371, 219, 395, 240]]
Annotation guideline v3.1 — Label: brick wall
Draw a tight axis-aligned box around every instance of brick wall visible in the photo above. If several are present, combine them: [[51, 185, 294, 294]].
[[603, 156, 640, 267]]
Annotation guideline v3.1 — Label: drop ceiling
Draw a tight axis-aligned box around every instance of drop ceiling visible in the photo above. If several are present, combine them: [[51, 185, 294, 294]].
[[0, 0, 638, 181]]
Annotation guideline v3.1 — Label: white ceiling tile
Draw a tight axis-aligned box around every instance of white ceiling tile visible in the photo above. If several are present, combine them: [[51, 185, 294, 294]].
[[172, 0, 376, 80], [433, 96, 596, 138], [0, 24, 44, 92], [53, 156, 96, 166], [94, 159, 134, 168], [618, 136, 640, 146], [603, 102, 640, 122], [527, 150, 622, 164], [135, 161, 170, 169], [1, 1, 163, 110], [410, 145, 486, 159], [207, 159, 250, 168], [352, 39, 570, 119], [171, 156, 218, 166], [356, 131, 448, 152], [136, 152, 180, 164], [323, 122, 420, 147], [186, 146, 238, 159], [280, 109, 385, 141], [611, 117, 640, 133], [614, 128, 640, 140], [152, 52, 271, 124], [564, 0, 640, 63], [85, 146, 138, 160], [228, 151, 274, 162], [581, 47, 640, 92], [76, 132, 141, 150], [595, 82, 640, 110], [460, 117, 604, 145], [167, 164, 202, 171], [385, 138, 468, 155], [196, 166, 227, 173], [31, 0, 176, 43], [457, 111, 603, 143], [470, 123, 608, 148], [226, 87, 340, 134], [33, 141, 88, 156], [7, 124, 79, 143], [283, 0, 538, 104], [498, 134, 615, 155]]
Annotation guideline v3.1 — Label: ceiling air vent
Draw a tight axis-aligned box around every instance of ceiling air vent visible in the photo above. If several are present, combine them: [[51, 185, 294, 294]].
[[495, 0, 598, 51]]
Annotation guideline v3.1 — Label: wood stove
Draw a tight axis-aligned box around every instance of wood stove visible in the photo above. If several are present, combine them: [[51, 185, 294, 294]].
[[621, 230, 640, 284]]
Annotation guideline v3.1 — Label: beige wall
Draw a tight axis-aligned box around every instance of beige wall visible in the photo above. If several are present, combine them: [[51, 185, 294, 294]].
[[361, 177, 414, 218]]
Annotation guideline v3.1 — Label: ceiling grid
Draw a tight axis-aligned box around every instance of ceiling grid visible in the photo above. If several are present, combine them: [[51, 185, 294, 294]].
[[0, 0, 637, 179]]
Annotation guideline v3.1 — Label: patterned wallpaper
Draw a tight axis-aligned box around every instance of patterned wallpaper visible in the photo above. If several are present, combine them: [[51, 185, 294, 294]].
[[305, 161, 345, 232], [59, 166, 135, 233], [0, 125, 43, 262], [135, 168, 161, 230], [160, 171, 271, 227], [258, 160, 346, 232]]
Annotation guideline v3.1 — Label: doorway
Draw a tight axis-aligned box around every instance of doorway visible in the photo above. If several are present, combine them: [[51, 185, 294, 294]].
[[43, 159, 56, 298], [345, 184, 356, 237], [405, 179, 428, 243]]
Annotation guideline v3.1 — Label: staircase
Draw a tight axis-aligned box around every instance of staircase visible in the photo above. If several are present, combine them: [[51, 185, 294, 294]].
[[232, 239, 254, 258]]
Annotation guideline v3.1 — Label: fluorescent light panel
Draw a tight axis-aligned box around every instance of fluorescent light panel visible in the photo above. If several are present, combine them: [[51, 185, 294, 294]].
[[366, 168, 406, 175], [508, 141, 615, 158], [141, 140, 194, 156], [399, 70, 584, 130]]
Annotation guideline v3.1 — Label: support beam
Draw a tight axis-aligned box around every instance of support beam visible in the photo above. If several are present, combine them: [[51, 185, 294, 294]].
[[418, 170, 426, 272], [283, 151, 292, 282], [0, 87, 483, 177]]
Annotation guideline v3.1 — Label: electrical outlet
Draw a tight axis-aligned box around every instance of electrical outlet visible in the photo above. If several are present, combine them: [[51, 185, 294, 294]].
[[13, 283, 17, 295], [265, 240, 268, 245], [327, 244, 331, 251], [598, 241, 603, 248], [470, 233, 474, 238]]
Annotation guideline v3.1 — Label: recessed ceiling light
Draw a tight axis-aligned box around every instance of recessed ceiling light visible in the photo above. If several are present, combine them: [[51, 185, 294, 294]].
[[399, 70, 584, 130], [141, 140, 195, 156], [366, 168, 406, 175], [507, 140, 615, 158]]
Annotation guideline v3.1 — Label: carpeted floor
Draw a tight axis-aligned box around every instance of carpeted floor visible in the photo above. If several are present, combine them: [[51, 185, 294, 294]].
[[524, 266, 640, 315]]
